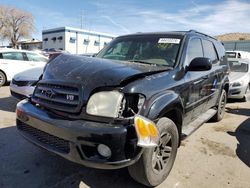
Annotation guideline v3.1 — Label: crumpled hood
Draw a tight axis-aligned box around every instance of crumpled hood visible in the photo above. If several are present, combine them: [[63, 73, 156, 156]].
[[43, 54, 169, 87]]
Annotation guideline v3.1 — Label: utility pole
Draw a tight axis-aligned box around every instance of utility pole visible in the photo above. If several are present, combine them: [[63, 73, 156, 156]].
[[80, 10, 84, 29]]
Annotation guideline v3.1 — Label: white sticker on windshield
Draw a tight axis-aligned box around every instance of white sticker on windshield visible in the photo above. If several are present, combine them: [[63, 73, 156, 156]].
[[158, 38, 180, 44]]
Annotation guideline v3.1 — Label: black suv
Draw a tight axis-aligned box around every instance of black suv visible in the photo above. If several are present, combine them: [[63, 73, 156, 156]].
[[16, 30, 229, 186]]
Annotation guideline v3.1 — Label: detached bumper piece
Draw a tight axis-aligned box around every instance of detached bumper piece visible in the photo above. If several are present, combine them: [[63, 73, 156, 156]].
[[16, 100, 142, 169]]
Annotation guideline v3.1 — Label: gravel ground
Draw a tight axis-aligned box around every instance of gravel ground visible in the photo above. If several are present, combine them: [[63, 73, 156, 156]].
[[0, 86, 250, 188]]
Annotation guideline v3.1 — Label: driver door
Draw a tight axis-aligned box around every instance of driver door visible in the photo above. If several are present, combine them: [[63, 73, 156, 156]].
[[184, 38, 211, 121]]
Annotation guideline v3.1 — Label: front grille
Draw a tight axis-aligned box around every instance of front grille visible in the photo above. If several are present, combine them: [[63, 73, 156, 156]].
[[12, 79, 30, 86], [11, 91, 26, 100], [32, 82, 81, 113], [17, 120, 70, 153], [230, 89, 241, 95]]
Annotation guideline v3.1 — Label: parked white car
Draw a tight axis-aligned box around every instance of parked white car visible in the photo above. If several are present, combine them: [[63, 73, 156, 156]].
[[0, 49, 47, 86], [10, 67, 43, 99], [228, 58, 250, 101], [226, 50, 250, 59]]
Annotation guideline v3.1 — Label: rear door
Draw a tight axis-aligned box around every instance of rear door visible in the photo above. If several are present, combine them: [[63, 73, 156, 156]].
[[201, 39, 221, 110]]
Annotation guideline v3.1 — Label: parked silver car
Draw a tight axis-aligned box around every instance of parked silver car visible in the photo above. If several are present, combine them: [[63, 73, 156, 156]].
[[228, 58, 250, 101], [10, 67, 43, 100]]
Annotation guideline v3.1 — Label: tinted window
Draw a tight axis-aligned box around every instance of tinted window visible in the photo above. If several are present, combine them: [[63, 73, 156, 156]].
[[185, 38, 203, 65], [215, 41, 227, 65], [202, 40, 218, 61], [26, 53, 47, 62], [1, 52, 24, 61], [97, 35, 182, 67], [215, 42, 226, 59]]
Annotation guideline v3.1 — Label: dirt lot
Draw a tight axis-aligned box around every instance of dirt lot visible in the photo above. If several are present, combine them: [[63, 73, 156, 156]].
[[0, 86, 250, 188]]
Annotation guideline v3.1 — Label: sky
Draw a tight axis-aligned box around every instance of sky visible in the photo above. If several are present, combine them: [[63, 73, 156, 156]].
[[1, 0, 250, 40]]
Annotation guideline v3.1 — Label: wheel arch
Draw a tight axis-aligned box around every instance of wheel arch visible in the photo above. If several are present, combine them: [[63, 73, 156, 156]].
[[146, 92, 184, 145], [224, 82, 229, 95]]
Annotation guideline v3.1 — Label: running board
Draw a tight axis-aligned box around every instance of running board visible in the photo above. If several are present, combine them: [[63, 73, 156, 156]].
[[182, 108, 217, 139]]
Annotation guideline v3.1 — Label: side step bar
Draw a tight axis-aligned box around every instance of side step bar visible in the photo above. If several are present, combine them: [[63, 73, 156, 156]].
[[181, 108, 217, 139]]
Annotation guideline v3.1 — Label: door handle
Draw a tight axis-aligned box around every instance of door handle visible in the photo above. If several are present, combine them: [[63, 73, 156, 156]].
[[193, 79, 204, 85], [202, 75, 209, 79]]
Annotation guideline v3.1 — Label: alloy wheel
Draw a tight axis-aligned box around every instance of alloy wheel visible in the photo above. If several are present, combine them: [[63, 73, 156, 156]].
[[152, 132, 172, 174]]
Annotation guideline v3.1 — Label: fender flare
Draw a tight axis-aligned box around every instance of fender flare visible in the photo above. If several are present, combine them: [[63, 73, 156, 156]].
[[146, 91, 184, 120]]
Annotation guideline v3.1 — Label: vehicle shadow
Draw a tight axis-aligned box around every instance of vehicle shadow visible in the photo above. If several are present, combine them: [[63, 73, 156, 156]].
[[226, 107, 250, 117], [0, 126, 144, 188], [0, 96, 18, 112], [227, 99, 245, 103], [226, 107, 250, 168]]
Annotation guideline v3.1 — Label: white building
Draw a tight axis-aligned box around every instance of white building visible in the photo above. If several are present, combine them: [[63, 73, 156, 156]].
[[42, 26, 115, 54]]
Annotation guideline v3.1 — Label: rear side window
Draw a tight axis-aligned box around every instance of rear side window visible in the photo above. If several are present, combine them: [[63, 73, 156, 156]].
[[26, 53, 47, 62], [215, 42, 226, 60], [1, 52, 24, 61], [202, 39, 218, 62], [185, 38, 203, 66]]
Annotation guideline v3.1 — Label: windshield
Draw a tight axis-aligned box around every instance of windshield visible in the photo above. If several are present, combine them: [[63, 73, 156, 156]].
[[229, 60, 248, 72], [97, 35, 182, 67], [226, 52, 237, 58]]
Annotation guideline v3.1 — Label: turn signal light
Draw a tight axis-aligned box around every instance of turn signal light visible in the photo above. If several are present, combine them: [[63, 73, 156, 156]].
[[134, 115, 159, 147], [16, 108, 29, 122]]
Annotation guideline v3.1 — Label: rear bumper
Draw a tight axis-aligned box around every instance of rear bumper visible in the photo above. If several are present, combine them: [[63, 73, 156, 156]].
[[16, 100, 142, 169]]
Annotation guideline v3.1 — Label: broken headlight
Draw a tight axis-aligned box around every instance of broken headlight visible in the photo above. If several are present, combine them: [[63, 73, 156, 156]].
[[86, 91, 124, 118], [86, 91, 145, 118]]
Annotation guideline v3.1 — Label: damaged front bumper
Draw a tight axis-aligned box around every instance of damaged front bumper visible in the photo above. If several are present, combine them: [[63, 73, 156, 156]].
[[16, 99, 144, 169]]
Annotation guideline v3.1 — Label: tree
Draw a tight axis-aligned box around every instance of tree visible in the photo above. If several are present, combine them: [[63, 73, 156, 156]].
[[0, 5, 35, 48]]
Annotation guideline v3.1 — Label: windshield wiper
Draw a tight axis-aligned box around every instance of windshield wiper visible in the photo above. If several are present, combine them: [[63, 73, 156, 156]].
[[129, 60, 157, 66], [129, 60, 172, 68]]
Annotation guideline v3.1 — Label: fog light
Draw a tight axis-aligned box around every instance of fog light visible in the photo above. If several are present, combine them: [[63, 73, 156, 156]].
[[97, 144, 112, 158]]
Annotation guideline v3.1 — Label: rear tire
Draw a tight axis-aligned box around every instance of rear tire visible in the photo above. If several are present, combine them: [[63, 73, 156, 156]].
[[128, 117, 179, 187], [0, 71, 6, 87], [212, 89, 227, 122]]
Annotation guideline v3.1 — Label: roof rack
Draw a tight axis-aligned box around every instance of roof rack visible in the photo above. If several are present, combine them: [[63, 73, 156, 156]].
[[188, 30, 217, 40]]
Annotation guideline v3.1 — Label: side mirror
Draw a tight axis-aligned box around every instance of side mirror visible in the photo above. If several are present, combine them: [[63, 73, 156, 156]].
[[187, 57, 212, 71]]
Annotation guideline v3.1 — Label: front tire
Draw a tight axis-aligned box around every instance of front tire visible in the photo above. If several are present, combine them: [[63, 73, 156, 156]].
[[241, 86, 249, 102], [128, 118, 179, 187], [0, 71, 6, 87], [212, 89, 227, 122]]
